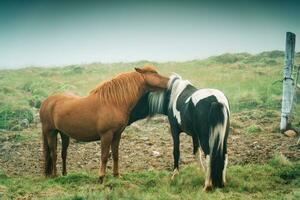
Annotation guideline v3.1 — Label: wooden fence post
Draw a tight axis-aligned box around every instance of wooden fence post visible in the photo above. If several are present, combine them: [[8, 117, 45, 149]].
[[280, 32, 296, 132]]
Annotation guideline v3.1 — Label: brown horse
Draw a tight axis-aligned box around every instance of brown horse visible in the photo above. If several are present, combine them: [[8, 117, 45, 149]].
[[39, 66, 169, 183]]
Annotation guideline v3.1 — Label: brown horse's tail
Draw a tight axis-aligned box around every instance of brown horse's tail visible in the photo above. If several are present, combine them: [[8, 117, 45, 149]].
[[42, 129, 52, 177]]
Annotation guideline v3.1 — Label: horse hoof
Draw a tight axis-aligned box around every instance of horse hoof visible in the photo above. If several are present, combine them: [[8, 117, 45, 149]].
[[171, 169, 179, 180], [44, 174, 51, 178], [98, 176, 104, 184], [203, 185, 213, 192], [113, 173, 120, 178], [51, 174, 58, 178], [62, 172, 67, 176]]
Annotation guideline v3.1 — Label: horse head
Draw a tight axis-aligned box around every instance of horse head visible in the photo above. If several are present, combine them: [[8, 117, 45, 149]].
[[135, 66, 169, 91]]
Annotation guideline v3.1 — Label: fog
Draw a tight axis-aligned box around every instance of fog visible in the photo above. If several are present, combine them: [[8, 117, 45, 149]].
[[0, 0, 299, 69]]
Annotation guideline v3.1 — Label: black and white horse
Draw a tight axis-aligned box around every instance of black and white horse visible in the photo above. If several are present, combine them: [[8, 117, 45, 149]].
[[128, 74, 230, 191]]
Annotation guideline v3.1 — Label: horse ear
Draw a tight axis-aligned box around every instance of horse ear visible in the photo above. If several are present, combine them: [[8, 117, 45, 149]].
[[135, 67, 144, 73]]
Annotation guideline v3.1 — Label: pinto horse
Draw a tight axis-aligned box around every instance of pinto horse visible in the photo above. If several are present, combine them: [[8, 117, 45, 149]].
[[39, 66, 169, 183], [129, 74, 230, 191]]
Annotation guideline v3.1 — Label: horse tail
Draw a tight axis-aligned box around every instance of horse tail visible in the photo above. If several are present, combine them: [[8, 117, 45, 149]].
[[208, 102, 228, 188]]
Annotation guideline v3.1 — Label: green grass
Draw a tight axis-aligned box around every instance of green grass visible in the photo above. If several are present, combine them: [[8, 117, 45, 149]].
[[0, 159, 299, 200], [11, 131, 38, 142], [246, 125, 262, 134]]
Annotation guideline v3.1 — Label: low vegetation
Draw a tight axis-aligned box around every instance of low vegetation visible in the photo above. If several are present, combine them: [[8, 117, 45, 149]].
[[0, 155, 299, 199]]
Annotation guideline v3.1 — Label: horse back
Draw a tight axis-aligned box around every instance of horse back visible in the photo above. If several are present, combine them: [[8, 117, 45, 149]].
[[40, 93, 128, 141], [39, 93, 81, 127], [173, 87, 228, 135]]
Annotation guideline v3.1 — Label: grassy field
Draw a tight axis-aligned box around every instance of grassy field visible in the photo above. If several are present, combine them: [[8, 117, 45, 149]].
[[0, 155, 299, 200], [0, 51, 300, 199]]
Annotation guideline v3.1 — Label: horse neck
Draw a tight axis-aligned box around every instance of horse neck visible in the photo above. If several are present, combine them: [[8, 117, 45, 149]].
[[89, 73, 148, 113], [168, 79, 190, 109], [162, 90, 171, 114], [100, 82, 147, 113], [125, 84, 147, 113], [128, 93, 150, 125]]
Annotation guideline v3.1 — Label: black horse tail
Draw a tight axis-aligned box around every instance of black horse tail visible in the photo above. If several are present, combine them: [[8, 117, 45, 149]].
[[208, 102, 228, 188]]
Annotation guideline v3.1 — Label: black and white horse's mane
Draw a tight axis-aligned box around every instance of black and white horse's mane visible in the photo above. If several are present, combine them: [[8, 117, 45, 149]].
[[148, 91, 165, 116], [148, 73, 189, 116]]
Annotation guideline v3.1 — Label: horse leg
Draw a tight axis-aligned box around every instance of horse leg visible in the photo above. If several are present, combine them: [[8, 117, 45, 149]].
[[192, 134, 206, 171], [46, 130, 58, 177], [111, 132, 122, 177], [60, 132, 70, 176], [192, 134, 199, 155], [171, 129, 180, 180], [198, 126, 212, 191], [98, 131, 114, 184], [198, 148, 206, 171], [42, 126, 52, 177], [223, 154, 228, 185], [221, 132, 228, 185], [203, 154, 213, 191]]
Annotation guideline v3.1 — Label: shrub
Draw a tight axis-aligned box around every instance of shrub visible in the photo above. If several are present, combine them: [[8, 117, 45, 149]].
[[269, 153, 292, 168], [211, 53, 251, 64], [28, 96, 42, 108], [22, 81, 48, 98], [63, 66, 84, 75], [0, 104, 33, 130], [246, 125, 262, 134]]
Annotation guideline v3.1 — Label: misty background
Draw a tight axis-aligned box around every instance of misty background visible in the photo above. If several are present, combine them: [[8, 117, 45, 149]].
[[0, 0, 300, 69]]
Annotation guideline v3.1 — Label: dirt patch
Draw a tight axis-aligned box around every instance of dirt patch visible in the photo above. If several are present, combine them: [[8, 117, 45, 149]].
[[0, 112, 299, 177]]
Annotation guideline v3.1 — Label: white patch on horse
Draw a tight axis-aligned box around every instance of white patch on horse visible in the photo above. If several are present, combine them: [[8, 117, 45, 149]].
[[167, 73, 182, 89], [190, 89, 230, 115], [168, 78, 191, 124], [198, 148, 206, 171], [223, 154, 228, 184], [204, 155, 212, 189]]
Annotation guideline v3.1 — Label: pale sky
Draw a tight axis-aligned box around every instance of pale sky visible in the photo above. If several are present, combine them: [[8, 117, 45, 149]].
[[0, 0, 299, 69]]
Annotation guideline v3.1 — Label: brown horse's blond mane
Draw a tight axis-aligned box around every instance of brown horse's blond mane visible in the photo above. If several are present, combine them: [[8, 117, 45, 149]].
[[89, 71, 145, 106]]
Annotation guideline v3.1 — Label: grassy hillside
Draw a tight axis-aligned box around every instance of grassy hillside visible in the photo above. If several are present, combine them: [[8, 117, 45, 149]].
[[1, 50, 299, 130], [0, 51, 300, 199], [0, 51, 300, 130]]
